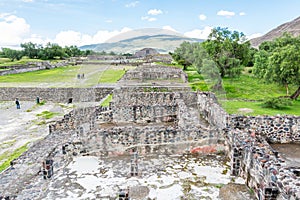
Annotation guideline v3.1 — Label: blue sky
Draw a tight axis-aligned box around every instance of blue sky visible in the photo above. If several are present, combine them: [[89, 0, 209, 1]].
[[0, 0, 299, 48]]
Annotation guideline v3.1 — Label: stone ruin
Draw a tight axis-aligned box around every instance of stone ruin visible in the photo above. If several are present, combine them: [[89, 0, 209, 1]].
[[119, 65, 188, 84], [0, 61, 69, 76], [0, 64, 299, 200]]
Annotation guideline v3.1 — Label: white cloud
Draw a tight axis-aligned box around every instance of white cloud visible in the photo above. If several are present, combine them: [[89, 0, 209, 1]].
[[54, 31, 88, 46], [22, 34, 51, 46], [22, 28, 132, 47], [22, 0, 34, 2], [125, 1, 139, 8], [239, 12, 246, 16], [0, 13, 30, 47], [247, 33, 262, 40], [199, 14, 207, 21], [162, 25, 177, 32], [141, 16, 157, 22], [184, 26, 213, 39], [148, 9, 163, 15], [217, 10, 235, 17]]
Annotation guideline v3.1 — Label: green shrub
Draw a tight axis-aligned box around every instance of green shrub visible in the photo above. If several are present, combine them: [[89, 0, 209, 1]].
[[262, 97, 292, 109]]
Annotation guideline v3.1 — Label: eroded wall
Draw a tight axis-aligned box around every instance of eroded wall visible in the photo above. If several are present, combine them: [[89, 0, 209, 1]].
[[0, 87, 113, 102]]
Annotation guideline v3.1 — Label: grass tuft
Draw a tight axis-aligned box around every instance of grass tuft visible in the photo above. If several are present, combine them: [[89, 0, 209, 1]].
[[100, 94, 113, 107], [0, 143, 29, 172]]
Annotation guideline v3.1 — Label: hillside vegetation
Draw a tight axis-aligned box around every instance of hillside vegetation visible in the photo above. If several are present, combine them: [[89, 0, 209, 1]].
[[172, 27, 300, 116], [185, 65, 300, 116]]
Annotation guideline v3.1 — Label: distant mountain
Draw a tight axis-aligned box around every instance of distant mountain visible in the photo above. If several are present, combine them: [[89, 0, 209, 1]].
[[250, 16, 300, 48], [80, 34, 202, 54]]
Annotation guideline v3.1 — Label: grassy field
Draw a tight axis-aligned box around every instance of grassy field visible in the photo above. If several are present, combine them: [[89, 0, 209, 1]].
[[0, 64, 127, 87], [0, 143, 29, 172], [222, 100, 300, 116], [98, 69, 126, 83], [183, 65, 299, 116], [0, 65, 78, 83], [100, 94, 113, 107], [0, 57, 47, 66]]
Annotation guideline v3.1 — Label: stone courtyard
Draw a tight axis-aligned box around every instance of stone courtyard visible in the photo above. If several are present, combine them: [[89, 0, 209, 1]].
[[0, 61, 299, 200]]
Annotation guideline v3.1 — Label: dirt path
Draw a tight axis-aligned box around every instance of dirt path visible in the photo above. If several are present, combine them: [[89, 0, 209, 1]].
[[0, 101, 68, 166]]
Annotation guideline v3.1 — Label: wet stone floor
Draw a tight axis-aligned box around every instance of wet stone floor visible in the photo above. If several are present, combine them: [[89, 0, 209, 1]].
[[44, 153, 254, 200]]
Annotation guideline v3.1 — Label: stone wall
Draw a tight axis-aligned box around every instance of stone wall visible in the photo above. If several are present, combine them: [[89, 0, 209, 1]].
[[76, 124, 219, 156], [0, 87, 113, 102], [112, 90, 179, 123], [0, 61, 69, 76], [230, 115, 300, 143], [49, 106, 100, 134], [120, 65, 188, 83], [226, 129, 300, 200], [196, 92, 228, 130]]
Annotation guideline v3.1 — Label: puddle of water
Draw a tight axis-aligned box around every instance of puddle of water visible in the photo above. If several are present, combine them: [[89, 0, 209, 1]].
[[69, 156, 99, 174], [46, 154, 243, 200], [270, 143, 300, 166]]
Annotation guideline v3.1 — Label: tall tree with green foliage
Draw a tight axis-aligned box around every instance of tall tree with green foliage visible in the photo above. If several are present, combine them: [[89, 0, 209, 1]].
[[253, 33, 300, 99], [1, 48, 23, 61], [171, 41, 195, 70], [20, 42, 40, 59], [201, 27, 251, 78]]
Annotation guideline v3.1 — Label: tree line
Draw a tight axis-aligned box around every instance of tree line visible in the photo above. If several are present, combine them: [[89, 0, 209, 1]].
[[171, 27, 300, 100], [0, 42, 93, 61], [0, 42, 132, 62]]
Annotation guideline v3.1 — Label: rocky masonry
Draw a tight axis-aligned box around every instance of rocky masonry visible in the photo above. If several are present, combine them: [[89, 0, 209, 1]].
[[0, 64, 299, 199], [0, 87, 113, 102]]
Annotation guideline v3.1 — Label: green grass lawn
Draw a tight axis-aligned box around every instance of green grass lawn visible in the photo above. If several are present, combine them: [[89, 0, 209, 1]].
[[222, 100, 300, 116], [0, 65, 77, 83], [222, 75, 296, 100], [98, 69, 126, 83], [0, 143, 29, 172], [0, 58, 45, 66], [184, 65, 300, 116], [0, 64, 127, 87], [100, 94, 113, 107]]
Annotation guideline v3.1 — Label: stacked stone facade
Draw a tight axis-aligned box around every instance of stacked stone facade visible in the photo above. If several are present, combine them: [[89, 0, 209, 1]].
[[0, 63, 299, 200], [226, 128, 300, 200], [0, 87, 113, 102], [120, 65, 187, 83], [230, 115, 300, 143]]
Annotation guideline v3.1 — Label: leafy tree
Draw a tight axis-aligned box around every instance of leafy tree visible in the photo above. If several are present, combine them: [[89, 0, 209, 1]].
[[201, 59, 223, 92], [253, 50, 269, 78], [172, 41, 199, 70], [20, 42, 40, 59], [64, 45, 81, 57], [254, 33, 300, 99], [41, 43, 65, 59], [1, 48, 23, 61], [201, 27, 250, 78]]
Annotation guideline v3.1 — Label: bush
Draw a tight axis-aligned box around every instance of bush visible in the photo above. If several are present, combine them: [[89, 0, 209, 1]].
[[261, 97, 292, 109]]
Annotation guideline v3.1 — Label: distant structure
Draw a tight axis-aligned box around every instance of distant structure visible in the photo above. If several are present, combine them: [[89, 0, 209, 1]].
[[134, 48, 158, 58]]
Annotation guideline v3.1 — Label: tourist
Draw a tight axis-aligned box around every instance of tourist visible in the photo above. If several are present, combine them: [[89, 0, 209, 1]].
[[15, 98, 20, 109], [36, 96, 40, 104]]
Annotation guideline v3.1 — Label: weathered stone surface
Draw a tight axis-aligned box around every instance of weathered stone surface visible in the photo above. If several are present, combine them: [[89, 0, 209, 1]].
[[0, 87, 113, 102]]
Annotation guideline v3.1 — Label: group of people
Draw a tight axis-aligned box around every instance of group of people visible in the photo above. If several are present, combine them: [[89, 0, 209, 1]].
[[15, 96, 40, 109], [77, 73, 85, 79]]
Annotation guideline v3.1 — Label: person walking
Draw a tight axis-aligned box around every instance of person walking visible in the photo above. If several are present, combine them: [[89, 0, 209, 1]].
[[15, 98, 20, 109]]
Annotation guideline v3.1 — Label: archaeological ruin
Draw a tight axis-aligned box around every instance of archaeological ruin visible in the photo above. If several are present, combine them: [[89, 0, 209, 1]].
[[0, 63, 299, 199]]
